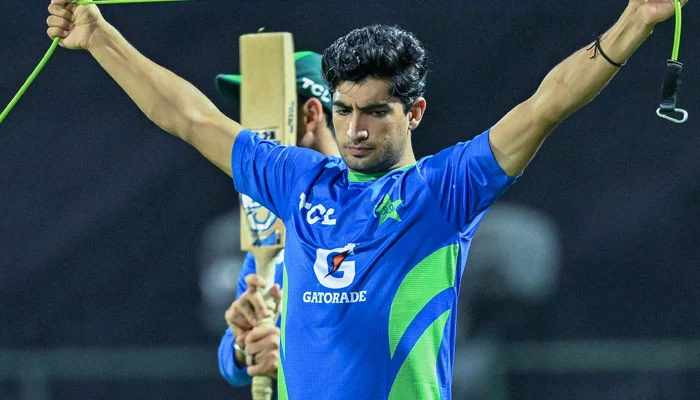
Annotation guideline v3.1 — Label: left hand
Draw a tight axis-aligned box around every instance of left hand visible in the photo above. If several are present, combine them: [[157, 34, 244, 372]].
[[630, 0, 689, 27], [224, 274, 282, 343]]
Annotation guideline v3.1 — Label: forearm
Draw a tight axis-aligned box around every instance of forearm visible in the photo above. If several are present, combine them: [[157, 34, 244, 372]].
[[87, 22, 211, 137], [490, 4, 655, 176], [86, 21, 239, 174], [532, 4, 654, 124]]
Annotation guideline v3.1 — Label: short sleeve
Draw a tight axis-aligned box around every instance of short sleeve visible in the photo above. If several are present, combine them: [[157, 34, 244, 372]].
[[232, 130, 326, 220], [218, 328, 252, 386], [417, 129, 520, 232], [218, 253, 256, 386]]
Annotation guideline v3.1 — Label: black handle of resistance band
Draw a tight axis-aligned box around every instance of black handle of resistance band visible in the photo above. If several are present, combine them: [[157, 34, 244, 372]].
[[658, 59, 683, 112]]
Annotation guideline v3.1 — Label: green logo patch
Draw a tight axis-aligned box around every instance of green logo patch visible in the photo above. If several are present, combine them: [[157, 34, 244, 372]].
[[376, 194, 403, 226]]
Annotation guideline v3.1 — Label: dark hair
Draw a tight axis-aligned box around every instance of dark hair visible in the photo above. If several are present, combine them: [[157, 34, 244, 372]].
[[322, 25, 428, 112]]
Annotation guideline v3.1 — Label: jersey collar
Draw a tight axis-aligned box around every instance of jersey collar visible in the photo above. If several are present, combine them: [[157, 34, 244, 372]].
[[347, 164, 415, 182]]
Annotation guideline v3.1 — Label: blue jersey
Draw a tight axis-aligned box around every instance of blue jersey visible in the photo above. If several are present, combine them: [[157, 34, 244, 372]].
[[218, 250, 285, 387], [232, 129, 518, 400]]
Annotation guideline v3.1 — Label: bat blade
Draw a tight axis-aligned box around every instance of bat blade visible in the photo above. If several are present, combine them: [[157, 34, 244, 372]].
[[238, 32, 296, 400], [238, 32, 297, 254]]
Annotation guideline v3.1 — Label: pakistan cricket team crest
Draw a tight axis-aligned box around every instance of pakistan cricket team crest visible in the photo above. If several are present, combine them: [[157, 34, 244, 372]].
[[375, 194, 403, 226]]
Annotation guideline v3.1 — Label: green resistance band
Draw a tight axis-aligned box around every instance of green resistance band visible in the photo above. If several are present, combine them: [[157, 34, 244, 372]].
[[656, 0, 688, 124], [76, 0, 194, 4], [672, 0, 683, 62], [0, 38, 60, 126], [0, 0, 201, 127]]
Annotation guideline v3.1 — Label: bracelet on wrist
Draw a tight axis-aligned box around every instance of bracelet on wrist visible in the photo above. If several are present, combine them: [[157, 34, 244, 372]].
[[234, 342, 247, 356], [587, 33, 627, 68]]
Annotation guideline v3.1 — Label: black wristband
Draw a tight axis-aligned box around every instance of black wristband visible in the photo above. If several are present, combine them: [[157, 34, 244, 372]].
[[588, 33, 627, 68]]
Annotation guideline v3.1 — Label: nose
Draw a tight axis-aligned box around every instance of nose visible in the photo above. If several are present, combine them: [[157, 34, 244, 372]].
[[346, 113, 369, 141]]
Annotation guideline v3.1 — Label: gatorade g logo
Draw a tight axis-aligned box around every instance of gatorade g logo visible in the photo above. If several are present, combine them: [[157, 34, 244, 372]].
[[301, 77, 331, 105], [313, 244, 357, 289], [240, 194, 277, 234]]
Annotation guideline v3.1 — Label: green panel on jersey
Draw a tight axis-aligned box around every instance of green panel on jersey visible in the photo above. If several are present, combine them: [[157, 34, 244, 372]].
[[388, 244, 458, 358], [281, 263, 289, 351], [278, 264, 289, 399], [278, 357, 289, 400], [388, 309, 451, 400]]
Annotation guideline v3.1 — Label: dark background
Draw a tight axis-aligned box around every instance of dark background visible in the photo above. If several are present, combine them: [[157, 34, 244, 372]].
[[1, 1, 698, 399]]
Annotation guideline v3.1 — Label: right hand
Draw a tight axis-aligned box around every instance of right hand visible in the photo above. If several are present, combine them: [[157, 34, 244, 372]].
[[224, 274, 282, 363], [46, 0, 105, 50]]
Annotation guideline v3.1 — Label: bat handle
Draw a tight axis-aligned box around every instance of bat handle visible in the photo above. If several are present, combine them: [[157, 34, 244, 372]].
[[251, 246, 281, 293], [250, 246, 282, 400], [252, 375, 274, 400], [251, 316, 276, 400]]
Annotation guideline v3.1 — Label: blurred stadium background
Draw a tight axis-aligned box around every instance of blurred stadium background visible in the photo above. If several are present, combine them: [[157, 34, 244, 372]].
[[1, 1, 698, 399]]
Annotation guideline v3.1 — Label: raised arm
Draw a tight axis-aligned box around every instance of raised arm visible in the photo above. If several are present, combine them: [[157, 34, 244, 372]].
[[47, 1, 241, 176], [489, 0, 688, 177]]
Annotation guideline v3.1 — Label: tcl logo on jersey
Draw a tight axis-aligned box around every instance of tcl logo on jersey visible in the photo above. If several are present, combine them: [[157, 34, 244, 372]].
[[299, 193, 336, 226], [313, 244, 356, 289]]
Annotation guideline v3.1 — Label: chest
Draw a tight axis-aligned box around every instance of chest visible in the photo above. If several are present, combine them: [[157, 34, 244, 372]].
[[285, 172, 457, 292], [291, 174, 429, 244]]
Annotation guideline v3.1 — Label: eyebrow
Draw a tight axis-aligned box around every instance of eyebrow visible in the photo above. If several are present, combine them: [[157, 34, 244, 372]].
[[332, 100, 393, 111]]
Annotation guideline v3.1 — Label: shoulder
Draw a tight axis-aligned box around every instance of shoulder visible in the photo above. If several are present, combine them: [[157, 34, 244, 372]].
[[417, 129, 505, 173]]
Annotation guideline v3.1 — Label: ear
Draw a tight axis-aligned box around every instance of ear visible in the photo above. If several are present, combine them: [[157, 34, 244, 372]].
[[300, 97, 324, 134], [297, 97, 326, 148], [407, 97, 427, 130]]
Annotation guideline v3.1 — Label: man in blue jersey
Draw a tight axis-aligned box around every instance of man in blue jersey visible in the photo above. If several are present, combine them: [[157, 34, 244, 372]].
[[214, 52, 339, 385], [47, 1, 688, 398]]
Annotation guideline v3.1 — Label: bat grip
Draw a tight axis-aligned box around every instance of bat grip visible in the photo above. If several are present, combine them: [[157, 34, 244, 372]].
[[250, 246, 281, 400], [252, 375, 274, 400], [251, 315, 276, 400]]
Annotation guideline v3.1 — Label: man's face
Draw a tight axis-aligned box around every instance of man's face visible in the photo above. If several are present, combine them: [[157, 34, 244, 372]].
[[332, 78, 413, 174]]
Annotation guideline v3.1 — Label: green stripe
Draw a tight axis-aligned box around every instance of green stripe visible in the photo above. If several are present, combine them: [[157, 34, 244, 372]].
[[388, 309, 451, 400], [281, 264, 288, 355], [219, 74, 242, 84], [347, 164, 415, 182], [294, 51, 315, 61], [278, 357, 288, 400], [388, 245, 458, 358], [278, 264, 289, 398]]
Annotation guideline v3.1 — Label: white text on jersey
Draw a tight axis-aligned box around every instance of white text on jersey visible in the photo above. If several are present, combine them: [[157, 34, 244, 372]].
[[299, 193, 337, 225], [302, 291, 367, 304]]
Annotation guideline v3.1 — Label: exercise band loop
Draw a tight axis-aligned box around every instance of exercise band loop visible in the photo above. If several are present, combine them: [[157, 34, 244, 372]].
[[656, 0, 688, 124]]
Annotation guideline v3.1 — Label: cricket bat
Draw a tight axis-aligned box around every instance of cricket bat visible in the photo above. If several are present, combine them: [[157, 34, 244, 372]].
[[238, 32, 297, 400]]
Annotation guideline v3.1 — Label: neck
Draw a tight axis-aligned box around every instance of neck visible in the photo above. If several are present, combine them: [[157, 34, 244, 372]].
[[315, 129, 340, 157]]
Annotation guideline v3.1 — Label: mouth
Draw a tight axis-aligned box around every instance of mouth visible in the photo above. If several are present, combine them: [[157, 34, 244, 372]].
[[346, 145, 373, 157]]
